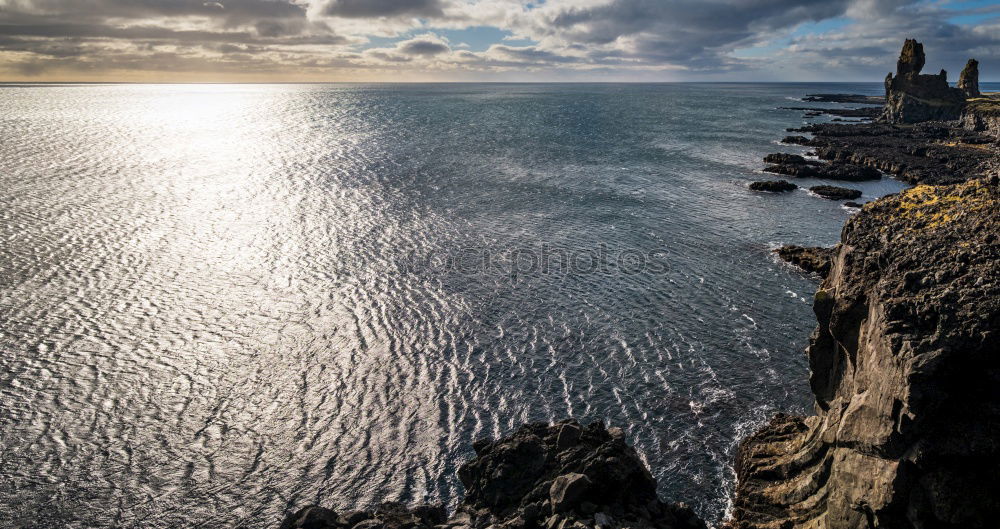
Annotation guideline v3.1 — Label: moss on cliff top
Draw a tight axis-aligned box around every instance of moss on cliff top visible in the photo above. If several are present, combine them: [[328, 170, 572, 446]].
[[965, 94, 1000, 116], [891, 179, 996, 230]]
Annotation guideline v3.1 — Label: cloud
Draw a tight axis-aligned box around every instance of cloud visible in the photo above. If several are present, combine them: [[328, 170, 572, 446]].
[[397, 33, 450, 56], [316, 0, 446, 18], [0, 0, 997, 80]]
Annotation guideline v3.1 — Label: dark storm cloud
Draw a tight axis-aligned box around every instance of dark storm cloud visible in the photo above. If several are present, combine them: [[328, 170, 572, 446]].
[[318, 0, 445, 18], [519, 0, 856, 70], [398, 38, 449, 56]]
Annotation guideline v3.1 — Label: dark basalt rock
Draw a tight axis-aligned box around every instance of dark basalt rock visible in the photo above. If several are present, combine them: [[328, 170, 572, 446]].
[[809, 185, 861, 200], [881, 39, 967, 123], [282, 421, 706, 529], [843, 201, 863, 208], [780, 135, 811, 146], [781, 106, 881, 119], [773, 245, 833, 277], [959, 58, 981, 98], [787, 121, 996, 185], [730, 179, 1000, 529], [763, 153, 814, 165], [765, 161, 880, 181], [749, 180, 797, 193], [801, 94, 885, 104], [280, 503, 446, 529]]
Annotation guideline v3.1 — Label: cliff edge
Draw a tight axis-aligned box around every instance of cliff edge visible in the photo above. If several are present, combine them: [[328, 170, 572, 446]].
[[729, 178, 1000, 528]]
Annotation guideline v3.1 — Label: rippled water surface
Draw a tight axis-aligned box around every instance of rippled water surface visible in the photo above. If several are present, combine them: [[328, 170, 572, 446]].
[[1, 83, 907, 528]]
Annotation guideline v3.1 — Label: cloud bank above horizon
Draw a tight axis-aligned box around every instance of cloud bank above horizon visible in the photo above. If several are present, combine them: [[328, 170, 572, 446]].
[[0, 0, 998, 82]]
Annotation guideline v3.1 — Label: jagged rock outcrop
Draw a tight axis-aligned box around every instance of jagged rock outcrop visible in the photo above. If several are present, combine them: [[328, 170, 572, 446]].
[[762, 153, 881, 182], [282, 421, 706, 529], [730, 178, 1000, 529], [750, 180, 797, 193], [808, 185, 861, 201], [881, 40, 966, 123], [773, 246, 834, 277], [958, 59, 980, 99]]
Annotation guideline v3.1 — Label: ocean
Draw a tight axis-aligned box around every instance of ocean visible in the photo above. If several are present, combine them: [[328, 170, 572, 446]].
[[0, 83, 916, 528]]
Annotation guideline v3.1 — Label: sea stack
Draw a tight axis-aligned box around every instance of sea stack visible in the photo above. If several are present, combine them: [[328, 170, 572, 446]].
[[958, 58, 981, 98], [881, 39, 966, 123]]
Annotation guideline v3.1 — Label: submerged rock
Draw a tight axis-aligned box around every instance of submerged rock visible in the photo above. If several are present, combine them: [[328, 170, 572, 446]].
[[958, 58, 981, 99], [749, 180, 796, 192], [809, 185, 862, 200], [731, 178, 1000, 529], [881, 39, 967, 123], [282, 420, 706, 529], [773, 245, 834, 277]]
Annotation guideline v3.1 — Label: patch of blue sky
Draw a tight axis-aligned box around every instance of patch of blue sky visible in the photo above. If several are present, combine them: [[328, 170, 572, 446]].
[[731, 16, 852, 58], [939, 0, 1000, 24]]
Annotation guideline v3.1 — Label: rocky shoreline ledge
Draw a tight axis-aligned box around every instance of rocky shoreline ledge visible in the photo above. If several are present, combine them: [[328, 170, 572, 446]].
[[281, 40, 998, 529], [282, 421, 707, 529]]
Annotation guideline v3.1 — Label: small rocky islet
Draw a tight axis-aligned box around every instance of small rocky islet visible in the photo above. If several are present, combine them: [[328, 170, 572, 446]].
[[283, 40, 1000, 529]]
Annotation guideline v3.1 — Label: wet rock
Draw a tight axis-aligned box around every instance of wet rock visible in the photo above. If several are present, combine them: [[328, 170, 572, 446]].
[[556, 423, 582, 451], [764, 161, 880, 181], [773, 245, 834, 277], [882, 39, 966, 123], [958, 58, 980, 99], [281, 506, 340, 529], [801, 94, 885, 104], [809, 185, 861, 200], [763, 153, 813, 165], [731, 180, 1000, 528], [843, 201, 863, 208], [549, 473, 591, 513], [749, 180, 796, 193], [340, 511, 373, 527], [780, 135, 811, 145]]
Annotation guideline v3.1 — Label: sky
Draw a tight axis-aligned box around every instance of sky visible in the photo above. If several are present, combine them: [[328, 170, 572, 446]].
[[0, 0, 998, 82]]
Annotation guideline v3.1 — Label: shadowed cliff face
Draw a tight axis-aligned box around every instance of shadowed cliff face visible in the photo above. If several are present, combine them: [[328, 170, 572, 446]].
[[730, 179, 1000, 529]]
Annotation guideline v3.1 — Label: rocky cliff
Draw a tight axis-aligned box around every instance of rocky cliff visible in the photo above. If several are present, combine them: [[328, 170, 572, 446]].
[[958, 59, 980, 99], [961, 95, 1000, 140], [881, 40, 967, 123], [282, 421, 706, 529], [729, 178, 1000, 529]]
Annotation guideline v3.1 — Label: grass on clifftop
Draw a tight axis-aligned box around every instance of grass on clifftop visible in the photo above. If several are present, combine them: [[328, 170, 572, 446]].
[[966, 93, 1000, 116], [892, 180, 996, 230]]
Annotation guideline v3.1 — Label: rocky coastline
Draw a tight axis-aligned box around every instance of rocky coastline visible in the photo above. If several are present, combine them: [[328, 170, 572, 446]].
[[738, 40, 999, 528], [281, 40, 998, 529]]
